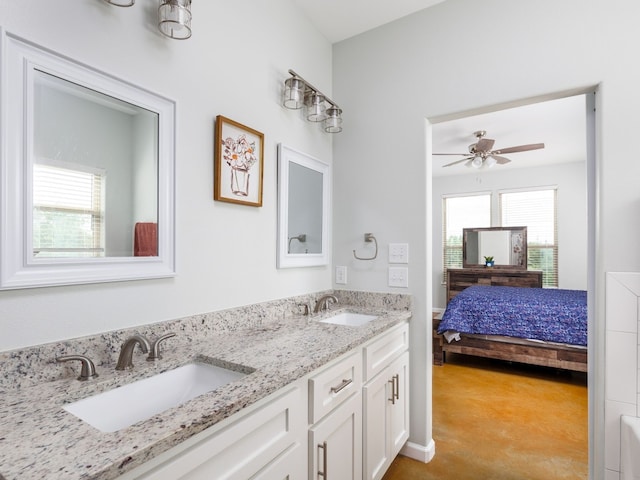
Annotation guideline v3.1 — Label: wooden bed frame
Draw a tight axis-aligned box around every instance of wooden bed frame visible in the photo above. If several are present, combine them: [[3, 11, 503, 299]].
[[432, 268, 588, 372]]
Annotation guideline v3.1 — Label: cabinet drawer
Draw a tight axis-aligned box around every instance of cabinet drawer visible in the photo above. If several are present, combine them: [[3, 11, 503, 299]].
[[364, 323, 408, 382], [309, 351, 362, 424]]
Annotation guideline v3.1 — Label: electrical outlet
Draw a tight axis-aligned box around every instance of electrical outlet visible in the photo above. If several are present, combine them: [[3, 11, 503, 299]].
[[388, 267, 409, 288], [389, 243, 409, 264], [335, 265, 347, 285]]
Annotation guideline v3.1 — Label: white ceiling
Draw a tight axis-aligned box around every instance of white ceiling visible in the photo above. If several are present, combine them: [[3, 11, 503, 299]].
[[291, 0, 447, 44], [431, 95, 588, 177]]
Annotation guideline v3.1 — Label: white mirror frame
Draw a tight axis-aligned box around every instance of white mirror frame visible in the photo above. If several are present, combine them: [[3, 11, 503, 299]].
[[277, 144, 330, 268], [0, 31, 176, 289]]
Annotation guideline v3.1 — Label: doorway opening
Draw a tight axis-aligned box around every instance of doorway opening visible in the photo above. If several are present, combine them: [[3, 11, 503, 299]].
[[426, 89, 597, 477]]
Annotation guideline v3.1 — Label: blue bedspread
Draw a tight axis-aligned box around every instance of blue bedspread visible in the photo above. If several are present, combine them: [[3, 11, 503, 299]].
[[438, 285, 587, 346]]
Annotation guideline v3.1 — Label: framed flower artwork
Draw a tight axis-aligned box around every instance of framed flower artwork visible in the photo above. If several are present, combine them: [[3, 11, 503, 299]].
[[214, 115, 264, 206]]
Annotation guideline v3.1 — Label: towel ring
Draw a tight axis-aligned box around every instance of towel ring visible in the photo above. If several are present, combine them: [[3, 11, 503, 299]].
[[353, 233, 378, 260]]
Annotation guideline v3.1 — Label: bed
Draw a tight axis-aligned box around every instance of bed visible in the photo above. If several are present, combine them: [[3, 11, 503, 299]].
[[433, 284, 588, 372]]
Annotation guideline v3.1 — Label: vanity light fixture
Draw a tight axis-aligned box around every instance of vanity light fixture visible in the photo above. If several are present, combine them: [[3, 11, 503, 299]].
[[158, 0, 192, 40], [305, 92, 327, 122], [282, 69, 343, 133], [102, 0, 192, 40]]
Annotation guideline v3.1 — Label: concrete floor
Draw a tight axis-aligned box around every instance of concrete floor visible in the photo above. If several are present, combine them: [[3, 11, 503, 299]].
[[383, 354, 588, 480]]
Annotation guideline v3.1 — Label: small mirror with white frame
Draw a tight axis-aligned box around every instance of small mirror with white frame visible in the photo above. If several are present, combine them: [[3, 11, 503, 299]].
[[277, 144, 330, 268], [0, 31, 176, 289]]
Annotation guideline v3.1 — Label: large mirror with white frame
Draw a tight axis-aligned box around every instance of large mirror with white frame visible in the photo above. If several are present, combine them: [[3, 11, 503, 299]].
[[0, 31, 175, 289], [277, 144, 330, 268]]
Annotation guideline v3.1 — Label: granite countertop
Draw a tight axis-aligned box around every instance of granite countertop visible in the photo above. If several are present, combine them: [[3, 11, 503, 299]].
[[0, 306, 410, 480]]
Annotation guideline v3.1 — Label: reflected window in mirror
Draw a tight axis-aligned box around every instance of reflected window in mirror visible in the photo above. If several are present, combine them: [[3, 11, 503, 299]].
[[277, 144, 330, 268], [33, 69, 159, 259], [1, 31, 175, 289]]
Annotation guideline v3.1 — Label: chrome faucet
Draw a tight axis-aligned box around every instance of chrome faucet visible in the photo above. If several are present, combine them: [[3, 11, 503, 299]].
[[314, 294, 338, 313], [56, 354, 99, 381], [147, 332, 176, 361], [116, 335, 151, 370], [299, 301, 314, 316]]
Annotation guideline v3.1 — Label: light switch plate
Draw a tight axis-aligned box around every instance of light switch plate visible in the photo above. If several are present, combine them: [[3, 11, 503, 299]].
[[389, 243, 409, 264], [388, 267, 408, 288], [335, 266, 347, 285]]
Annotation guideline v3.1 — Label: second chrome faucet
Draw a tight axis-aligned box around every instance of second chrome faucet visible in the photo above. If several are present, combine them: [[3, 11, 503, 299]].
[[116, 333, 176, 370]]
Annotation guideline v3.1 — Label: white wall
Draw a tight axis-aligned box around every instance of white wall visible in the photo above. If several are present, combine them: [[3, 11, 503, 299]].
[[0, 0, 335, 351], [431, 161, 588, 309], [332, 0, 640, 475]]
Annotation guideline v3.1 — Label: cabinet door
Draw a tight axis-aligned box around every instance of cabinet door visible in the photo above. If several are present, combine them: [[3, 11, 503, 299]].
[[363, 363, 392, 480], [309, 392, 362, 480], [363, 351, 410, 480], [388, 351, 410, 457]]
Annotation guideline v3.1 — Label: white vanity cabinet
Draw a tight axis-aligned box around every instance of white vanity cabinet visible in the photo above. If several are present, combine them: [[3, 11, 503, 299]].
[[362, 323, 410, 480], [308, 351, 363, 480], [117, 320, 410, 480], [120, 382, 307, 480]]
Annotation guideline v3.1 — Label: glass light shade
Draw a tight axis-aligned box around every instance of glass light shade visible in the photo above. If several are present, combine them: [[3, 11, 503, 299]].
[[471, 156, 483, 168], [283, 78, 304, 109], [485, 156, 497, 168], [158, 0, 192, 40], [305, 92, 326, 122], [324, 107, 342, 133], [104, 0, 134, 5]]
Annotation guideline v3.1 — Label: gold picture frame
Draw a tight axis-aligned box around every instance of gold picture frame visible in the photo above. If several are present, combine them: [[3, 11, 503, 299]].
[[214, 115, 264, 207]]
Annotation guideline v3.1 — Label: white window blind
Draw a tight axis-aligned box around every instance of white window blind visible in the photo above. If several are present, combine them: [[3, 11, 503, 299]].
[[500, 188, 558, 287], [442, 193, 491, 281], [33, 162, 105, 258]]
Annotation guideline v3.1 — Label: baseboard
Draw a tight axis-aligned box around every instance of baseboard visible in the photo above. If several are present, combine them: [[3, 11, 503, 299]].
[[400, 439, 436, 463]]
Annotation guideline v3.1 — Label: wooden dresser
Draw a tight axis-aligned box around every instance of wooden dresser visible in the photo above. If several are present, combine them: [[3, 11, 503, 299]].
[[446, 268, 543, 304]]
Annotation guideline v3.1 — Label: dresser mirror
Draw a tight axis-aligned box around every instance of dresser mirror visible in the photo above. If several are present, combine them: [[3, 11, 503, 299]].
[[463, 226, 527, 269], [277, 144, 330, 268], [0, 32, 176, 289]]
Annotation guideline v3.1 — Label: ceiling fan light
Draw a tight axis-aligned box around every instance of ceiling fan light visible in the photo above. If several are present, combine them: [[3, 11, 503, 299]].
[[104, 0, 135, 6], [485, 156, 497, 168], [471, 156, 483, 168]]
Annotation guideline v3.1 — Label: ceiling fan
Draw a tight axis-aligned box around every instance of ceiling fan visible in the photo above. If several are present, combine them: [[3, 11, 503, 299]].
[[434, 130, 545, 168]]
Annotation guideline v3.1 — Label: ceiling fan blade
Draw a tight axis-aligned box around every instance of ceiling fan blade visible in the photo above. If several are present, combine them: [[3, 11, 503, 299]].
[[474, 138, 495, 152], [433, 153, 471, 156], [492, 143, 545, 154], [490, 155, 511, 165], [443, 156, 473, 167]]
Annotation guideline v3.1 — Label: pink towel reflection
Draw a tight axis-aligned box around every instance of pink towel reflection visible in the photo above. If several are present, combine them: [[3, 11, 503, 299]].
[[134, 222, 158, 256]]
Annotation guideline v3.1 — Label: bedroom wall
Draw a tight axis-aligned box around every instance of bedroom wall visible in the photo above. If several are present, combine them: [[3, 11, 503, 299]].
[[431, 161, 588, 309], [0, 0, 334, 351], [332, 0, 640, 476]]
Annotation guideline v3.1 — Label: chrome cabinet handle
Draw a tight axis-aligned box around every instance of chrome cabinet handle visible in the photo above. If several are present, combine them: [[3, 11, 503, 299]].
[[318, 441, 328, 478], [330, 378, 352, 394], [393, 374, 400, 401], [388, 377, 396, 404], [388, 374, 400, 404]]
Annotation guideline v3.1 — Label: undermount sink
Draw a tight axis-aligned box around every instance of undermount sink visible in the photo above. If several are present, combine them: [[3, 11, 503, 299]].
[[320, 312, 378, 327], [63, 361, 248, 432]]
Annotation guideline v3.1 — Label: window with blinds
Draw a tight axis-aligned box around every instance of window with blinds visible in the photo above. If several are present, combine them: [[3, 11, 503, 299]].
[[500, 188, 558, 287], [32, 162, 105, 258], [442, 193, 491, 281]]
